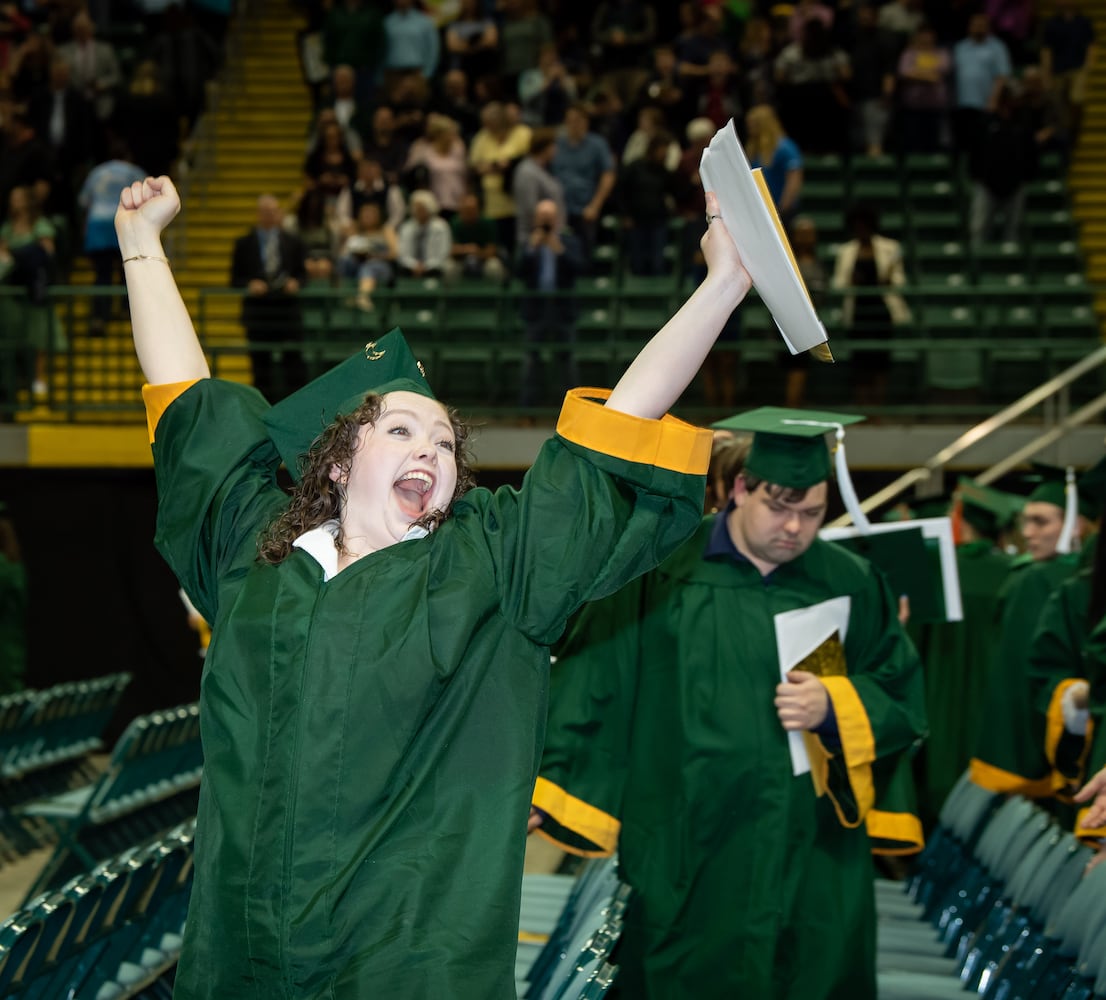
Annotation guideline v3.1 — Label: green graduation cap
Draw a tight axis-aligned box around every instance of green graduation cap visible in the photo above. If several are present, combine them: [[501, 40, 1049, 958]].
[[1078, 454, 1106, 518], [262, 327, 435, 482], [712, 407, 865, 491], [1019, 462, 1096, 518], [956, 477, 1024, 539]]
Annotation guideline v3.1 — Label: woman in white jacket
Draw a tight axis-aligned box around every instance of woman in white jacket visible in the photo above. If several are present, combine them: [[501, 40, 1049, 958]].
[[831, 203, 912, 407]]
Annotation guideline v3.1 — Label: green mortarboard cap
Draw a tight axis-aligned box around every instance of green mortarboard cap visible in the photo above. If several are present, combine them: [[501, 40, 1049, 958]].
[[911, 493, 954, 521], [712, 407, 865, 491], [1078, 454, 1106, 517], [957, 477, 1024, 538], [262, 328, 435, 482], [1020, 462, 1097, 519]]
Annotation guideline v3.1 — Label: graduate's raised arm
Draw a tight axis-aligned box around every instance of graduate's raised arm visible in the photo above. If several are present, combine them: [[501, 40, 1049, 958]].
[[604, 190, 751, 420], [115, 176, 210, 385]]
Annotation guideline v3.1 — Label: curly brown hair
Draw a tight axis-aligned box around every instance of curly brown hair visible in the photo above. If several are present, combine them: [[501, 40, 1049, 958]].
[[257, 393, 476, 564]]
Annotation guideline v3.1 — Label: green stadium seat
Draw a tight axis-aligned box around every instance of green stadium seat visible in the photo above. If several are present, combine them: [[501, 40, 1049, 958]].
[[914, 241, 968, 278], [802, 153, 846, 182], [903, 153, 954, 182], [984, 304, 1040, 335], [905, 180, 962, 212], [924, 345, 986, 392], [921, 303, 980, 334], [972, 242, 1023, 277], [801, 179, 847, 212], [1043, 304, 1099, 337], [850, 179, 901, 213], [851, 155, 898, 182], [911, 210, 964, 242], [1026, 179, 1068, 212], [1027, 209, 1078, 242], [591, 242, 622, 279], [1033, 240, 1083, 278], [976, 273, 1035, 308], [806, 211, 847, 243]]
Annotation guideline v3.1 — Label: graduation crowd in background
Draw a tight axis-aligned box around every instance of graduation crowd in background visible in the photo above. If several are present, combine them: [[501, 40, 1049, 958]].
[[228, 0, 1096, 408]]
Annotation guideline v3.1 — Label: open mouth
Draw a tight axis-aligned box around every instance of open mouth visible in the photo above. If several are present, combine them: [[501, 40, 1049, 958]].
[[394, 471, 434, 518]]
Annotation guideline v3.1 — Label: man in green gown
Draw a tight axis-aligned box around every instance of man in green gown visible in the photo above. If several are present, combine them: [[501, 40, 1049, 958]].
[[532, 408, 927, 999], [971, 468, 1095, 797], [915, 480, 1018, 825]]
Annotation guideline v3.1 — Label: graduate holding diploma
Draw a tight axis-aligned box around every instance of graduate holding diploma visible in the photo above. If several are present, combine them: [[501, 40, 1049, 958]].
[[533, 408, 927, 999], [116, 175, 752, 999]]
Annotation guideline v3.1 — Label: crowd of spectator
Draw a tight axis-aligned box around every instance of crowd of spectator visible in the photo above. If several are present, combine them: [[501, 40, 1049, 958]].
[[281, 0, 1092, 291], [0, 0, 225, 402], [269, 0, 1094, 404]]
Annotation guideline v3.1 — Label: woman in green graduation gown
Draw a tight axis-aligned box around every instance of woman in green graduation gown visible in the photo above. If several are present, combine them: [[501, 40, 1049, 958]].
[[115, 176, 754, 999]]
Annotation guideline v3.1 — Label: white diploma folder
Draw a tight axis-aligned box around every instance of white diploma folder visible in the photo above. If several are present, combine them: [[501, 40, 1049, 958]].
[[773, 596, 852, 777], [699, 120, 833, 360]]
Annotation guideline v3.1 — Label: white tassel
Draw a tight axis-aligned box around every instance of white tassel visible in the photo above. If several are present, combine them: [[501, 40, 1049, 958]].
[[833, 428, 872, 535], [1057, 466, 1079, 555], [782, 420, 871, 534]]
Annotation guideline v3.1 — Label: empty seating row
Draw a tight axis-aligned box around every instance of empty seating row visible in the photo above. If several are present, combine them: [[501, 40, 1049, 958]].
[[875, 773, 1106, 998], [518, 856, 627, 1000], [0, 818, 194, 999], [19, 702, 202, 903]]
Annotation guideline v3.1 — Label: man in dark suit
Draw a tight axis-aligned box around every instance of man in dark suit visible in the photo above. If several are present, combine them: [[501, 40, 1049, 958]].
[[515, 198, 582, 407], [231, 195, 308, 402], [29, 56, 95, 225]]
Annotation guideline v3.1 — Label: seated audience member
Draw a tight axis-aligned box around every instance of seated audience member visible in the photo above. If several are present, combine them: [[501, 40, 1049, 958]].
[[403, 114, 468, 218], [445, 192, 506, 284], [849, 3, 899, 157], [895, 25, 951, 154], [430, 68, 482, 140], [968, 82, 1036, 248], [337, 201, 397, 309], [832, 203, 910, 408], [621, 106, 681, 170], [361, 105, 410, 185], [304, 119, 358, 203], [287, 186, 339, 285], [618, 134, 677, 276], [518, 44, 576, 127], [445, 0, 499, 87], [512, 126, 564, 250], [0, 186, 61, 398], [306, 108, 363, 159], [783, 214, 826, 408], [516, 198, 582, 407], [469, 100, 532, 256], [745, 104, 803, 225], [324, 63, 372, 145], [636, 43, 690, 131], [396, 189, 452, 278], [58, 11, 121, 122], [774, 18, 852, 155], [334, 157, 406, 232]]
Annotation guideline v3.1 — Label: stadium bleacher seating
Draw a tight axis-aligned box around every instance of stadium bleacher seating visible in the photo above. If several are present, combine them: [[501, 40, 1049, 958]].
[[18, 702, 201, 903], [0, 818, 194, 999], [872, 773, 1106, 999]]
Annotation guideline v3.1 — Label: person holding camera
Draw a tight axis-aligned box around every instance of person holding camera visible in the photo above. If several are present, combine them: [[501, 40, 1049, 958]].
[[516, 198, 581, 408], [231, 194, 308, 403]]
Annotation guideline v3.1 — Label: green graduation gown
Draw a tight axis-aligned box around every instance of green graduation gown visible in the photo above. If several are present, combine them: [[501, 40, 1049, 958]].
[[147, 379, 710, 999], [970, 553, 1082, 795], [916, 540, 1012, 823], [1027, 570, 1095, 802], [536, 520, 927, 1000]]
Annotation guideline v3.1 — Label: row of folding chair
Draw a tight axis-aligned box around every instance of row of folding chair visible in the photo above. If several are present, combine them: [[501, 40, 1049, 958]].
[[18, 703, 202, 902], [520, 855, 627, 1000], [875, 772, 1106, 998], [0, 818, 194, 998], [0, 675, 132, 863], [0, 674, 131, 781]]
